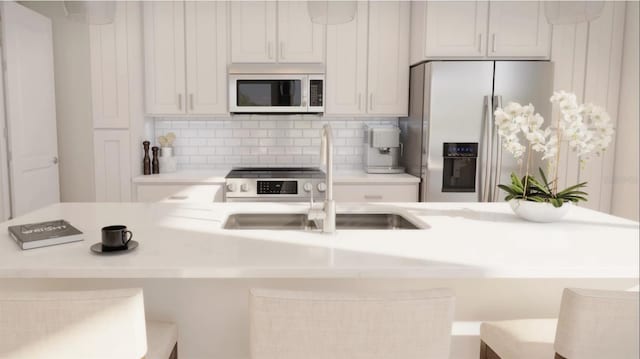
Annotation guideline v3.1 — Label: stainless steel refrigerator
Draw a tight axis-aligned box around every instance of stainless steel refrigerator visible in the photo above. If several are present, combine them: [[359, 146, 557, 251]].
[[399, 61, 554, 202]]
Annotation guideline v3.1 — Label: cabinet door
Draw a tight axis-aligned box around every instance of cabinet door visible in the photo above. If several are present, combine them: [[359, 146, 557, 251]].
[[367, 2, 410, 116], [230, 1, 277, 63], [333, 183, 418, 202], [89, 2, 130, 128], [136, 184, 223, 203], [94, 130, 132, 202], [185, 1, 227, 114], [277, 1, 324, 63], [325, 2, 367, 115], [143, 1, 186, 114], [424, 1, 489, 58], [488, 1, 551, 58]]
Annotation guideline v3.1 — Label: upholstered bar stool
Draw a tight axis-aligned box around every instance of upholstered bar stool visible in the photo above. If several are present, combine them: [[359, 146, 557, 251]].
[[480, 288, 639, 359], [250, 288, 455, 359], [0, 288, 178, 359]]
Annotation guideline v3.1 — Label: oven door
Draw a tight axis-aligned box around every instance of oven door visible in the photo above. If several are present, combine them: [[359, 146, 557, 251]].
[[229, 75, 308, 113]]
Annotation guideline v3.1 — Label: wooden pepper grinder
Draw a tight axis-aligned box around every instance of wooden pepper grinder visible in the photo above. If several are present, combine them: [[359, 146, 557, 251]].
[[151, 146, 160, 174], [143, 141, 151, 175]]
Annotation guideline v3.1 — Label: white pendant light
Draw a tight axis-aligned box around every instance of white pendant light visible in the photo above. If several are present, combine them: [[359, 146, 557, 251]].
[[307, 1, 357, 25], [63, 1, 116, 25], [544, 1, 604, 25]]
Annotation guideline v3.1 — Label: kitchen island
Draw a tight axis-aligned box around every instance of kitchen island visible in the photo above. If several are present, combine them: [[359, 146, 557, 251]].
[[0, 202, 637, 358]]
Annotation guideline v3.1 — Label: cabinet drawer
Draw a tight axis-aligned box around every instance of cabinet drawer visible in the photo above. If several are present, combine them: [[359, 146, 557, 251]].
[[136, 184, 223, 203], [333, 184, 418, 202]]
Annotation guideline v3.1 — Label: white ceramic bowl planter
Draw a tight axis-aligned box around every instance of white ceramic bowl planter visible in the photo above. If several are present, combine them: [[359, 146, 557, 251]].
[[509, 199, 571, 223]]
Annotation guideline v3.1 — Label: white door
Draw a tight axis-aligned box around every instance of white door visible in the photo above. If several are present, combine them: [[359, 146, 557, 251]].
[[230, 1, 277, 63], [325, 2, 368, 115], [367, 1, 410, 116], [143, 1, 186, 114], [277, 1, 324, 63], [185, 1, 227, 114], [488, 1, 551, 58], [1, 2, 60, 217], [424, 1, 489, 58]]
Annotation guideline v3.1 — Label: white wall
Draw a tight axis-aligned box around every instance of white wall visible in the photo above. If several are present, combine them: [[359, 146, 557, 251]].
[[21, 2, 96, 202], [612, 1, 639, 221]]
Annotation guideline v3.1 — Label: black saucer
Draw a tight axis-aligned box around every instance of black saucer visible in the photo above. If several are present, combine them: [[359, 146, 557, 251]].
[[90, 240, 139, 255]]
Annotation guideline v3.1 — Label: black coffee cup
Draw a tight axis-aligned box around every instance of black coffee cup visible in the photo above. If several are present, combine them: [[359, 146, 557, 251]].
[[101, 225, 133, 252]]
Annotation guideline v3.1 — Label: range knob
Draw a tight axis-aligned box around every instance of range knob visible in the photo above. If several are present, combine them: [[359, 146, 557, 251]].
[[317, 182, 327, 192], [240, 183, 249, 192], [226, 183, 236, 192], [303, 182, 313, 192]]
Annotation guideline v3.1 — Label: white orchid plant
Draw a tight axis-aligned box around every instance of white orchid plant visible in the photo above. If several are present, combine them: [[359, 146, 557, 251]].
[[494, 91, 614, 207]]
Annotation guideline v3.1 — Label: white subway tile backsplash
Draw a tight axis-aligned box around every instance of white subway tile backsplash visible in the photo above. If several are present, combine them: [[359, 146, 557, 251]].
[[153, 116, 398, 170]]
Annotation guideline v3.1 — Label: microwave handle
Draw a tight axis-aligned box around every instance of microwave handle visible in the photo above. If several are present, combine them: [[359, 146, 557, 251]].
[[302, 77, 308, 108]]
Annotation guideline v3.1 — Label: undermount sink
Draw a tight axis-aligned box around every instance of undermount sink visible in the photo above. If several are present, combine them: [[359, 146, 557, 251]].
[[223, 213, 423, 230]]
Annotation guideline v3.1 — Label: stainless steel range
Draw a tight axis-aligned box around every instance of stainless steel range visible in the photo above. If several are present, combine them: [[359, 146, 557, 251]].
[[224, 167, 326, 202]]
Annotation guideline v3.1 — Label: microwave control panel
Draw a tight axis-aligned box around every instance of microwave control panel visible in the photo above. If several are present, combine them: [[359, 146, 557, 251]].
[[309, 80, 323, 107]]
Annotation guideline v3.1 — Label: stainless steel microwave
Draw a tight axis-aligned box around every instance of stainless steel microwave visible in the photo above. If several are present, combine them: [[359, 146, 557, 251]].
[[228, 64, 324, 114]]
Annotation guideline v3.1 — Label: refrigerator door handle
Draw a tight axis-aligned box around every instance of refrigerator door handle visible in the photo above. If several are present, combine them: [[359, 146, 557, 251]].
[[480, 95, 492, 202], [492, 95, 504, 202]]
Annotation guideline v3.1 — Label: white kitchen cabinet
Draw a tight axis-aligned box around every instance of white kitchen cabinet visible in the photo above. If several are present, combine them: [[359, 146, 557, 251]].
[[144, 1, 228, 115], [325, 2, 368, 115], [94, 130, 132, 202], [185, 1, 227, 114], [89, 2, 130, 129], [367, 1, 410, 116], [487, 1, 551, 58], [136, 184, 223, 203], [411, 0, 550, 62], [411, 1, 488, 62], [230, 1, 277, 63], [277, 1, 324, 63], [333, 183, 418, 202], [143, 1, 185, 114]]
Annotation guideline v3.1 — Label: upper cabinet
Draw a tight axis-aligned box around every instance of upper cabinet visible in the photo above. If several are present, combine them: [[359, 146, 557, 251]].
[[411, 0, 551, 63], [325, 1, 409, 117], [230, 1, 324, 63], [143, 1, 185, 114], [325, 2, 368, 115], [277, 2, 324, 63], [143, 1, 227, 115], [230, 2, 277, 63], [185, 1, 227, 114], [487, 1, 551, 58], [367, 1, 410, 116]]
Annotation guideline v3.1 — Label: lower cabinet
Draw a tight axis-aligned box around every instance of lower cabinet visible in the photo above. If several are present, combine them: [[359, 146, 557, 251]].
[[333, 183, 418, 202], [136, 184, 223, 203]]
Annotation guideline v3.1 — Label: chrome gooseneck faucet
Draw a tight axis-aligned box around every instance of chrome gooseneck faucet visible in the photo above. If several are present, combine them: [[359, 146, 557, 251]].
[[308, 124, 336, 233]]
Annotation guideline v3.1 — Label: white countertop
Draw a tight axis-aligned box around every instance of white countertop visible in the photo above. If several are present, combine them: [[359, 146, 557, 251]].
[[132, 169, 420, 184], [0, 202, 637, 279]]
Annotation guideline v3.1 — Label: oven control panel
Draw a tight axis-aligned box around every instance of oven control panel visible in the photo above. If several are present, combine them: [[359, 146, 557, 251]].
[[257, 181, 298, 195], [224, 178, 326, 202]]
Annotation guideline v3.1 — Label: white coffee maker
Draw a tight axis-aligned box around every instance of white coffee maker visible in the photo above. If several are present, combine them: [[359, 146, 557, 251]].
[[363, 125, 405, 174]]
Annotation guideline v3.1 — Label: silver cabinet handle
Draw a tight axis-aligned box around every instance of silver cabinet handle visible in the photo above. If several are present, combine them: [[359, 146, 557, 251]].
[[369, 93, 374, 111], [178, 94, 182, 111], [358, 93, 362, 111], [491, 33, 496, 53], [167, 195, 189, 200], [280, 41, 284, 59], [267, 42, 273, 59], [478, 33, 482, 53], [189, 93, 194, 111], [364, 195, 383, 200]]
